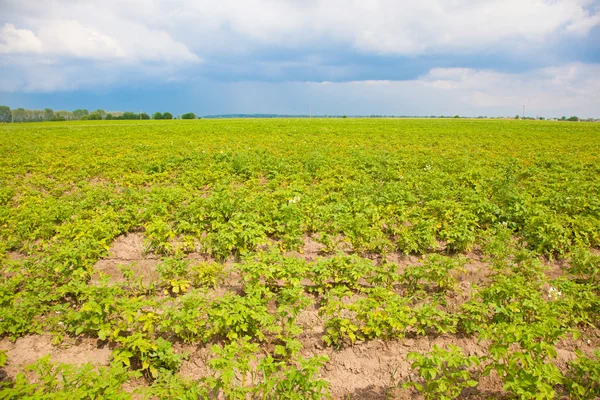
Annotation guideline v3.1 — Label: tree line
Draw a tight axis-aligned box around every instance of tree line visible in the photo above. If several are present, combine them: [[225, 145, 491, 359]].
[[0, 106, 198, 122]]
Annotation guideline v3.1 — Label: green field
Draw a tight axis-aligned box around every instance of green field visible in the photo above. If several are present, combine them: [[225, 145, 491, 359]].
[[1, 119, 599, 399]]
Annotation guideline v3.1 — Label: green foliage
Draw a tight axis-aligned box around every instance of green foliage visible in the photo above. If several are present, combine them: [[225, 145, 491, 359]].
[[202, 338, 331, 399], [73, 109, 89, 119], [181, 112, 196, 119], [401, 254, 465, 296], [482, 321, 565, 400], [321, 288, 416, 347], [0, 356, 137, 398], [566, 350, 600, 400], [146, 371, 205, 399], [311, 254, 373, 293], [404, 344, 481, 400], [205, 292, 276, 342], [157, 257, 192, 295], [240, 249, 309, 292], [113, 335, 184, 379], [160, 289, 210, 342], [1, 118, 599, 397], [413, 302, 458, 336], [190, 261, 225, 288], [0, 105, 10, 122], [569, 248, 600, 286]]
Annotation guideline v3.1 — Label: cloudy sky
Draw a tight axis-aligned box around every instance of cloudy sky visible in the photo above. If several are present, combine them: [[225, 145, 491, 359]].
[[1, 0, 599, 117]]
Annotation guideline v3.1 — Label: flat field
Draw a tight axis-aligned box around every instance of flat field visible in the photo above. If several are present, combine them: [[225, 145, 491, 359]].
[[1, 119, 599, 399]]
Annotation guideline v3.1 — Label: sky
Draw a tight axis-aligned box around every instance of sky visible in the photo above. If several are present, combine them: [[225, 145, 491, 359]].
[[0, 0, 599, 117]]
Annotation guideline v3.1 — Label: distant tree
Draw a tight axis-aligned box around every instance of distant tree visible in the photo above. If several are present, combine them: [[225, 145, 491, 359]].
[[163, 112, 173, 120], [181, 112, 196, 119], [0, 106, 11, 122], [105, 113, 113, 120], [44, 108, 54, 121], [122, 111, 137, 120], [73, 109, 89, 120], [55, 110, 74, 121], [567, 116, 579, 122], [32, 110, 45, 122], [95, 109, 106, 119], [539, 117, 545, 120], [88, 112, 101, 120], [560, 116, 567, 121], [140, 112, 151, 120], [454, 115, 460, 118], [515, 115, 520, 119], [12, 108, 26, 122], [153, 112, 164, 120], [80, 115, 89, 121], [342, 115, 347, 118]]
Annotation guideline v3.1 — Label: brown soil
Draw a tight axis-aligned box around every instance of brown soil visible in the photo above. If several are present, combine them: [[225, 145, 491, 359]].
[[106, 233, 150, 260], [178, 344, 212, 381], [6, 252, 26, 262], [303, 235, 326, 260], [93, 259, 161, 285], [0, 335, 111, 380], [91, 233, 160, 285]]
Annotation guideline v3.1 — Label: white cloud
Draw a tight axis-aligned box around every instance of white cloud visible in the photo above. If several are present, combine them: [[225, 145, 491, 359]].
[[0, 23, 42, 54], [418, 63, 600, 113], [0, 17, 200, 63], [566, 12, 600, 34], [36, 20, 126, 60], [2, 0, 599, 59], [143, 0, 599, 54]]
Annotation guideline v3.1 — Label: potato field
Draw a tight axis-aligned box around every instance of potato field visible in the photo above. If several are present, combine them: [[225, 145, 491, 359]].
[[0, 118, 599, 399]]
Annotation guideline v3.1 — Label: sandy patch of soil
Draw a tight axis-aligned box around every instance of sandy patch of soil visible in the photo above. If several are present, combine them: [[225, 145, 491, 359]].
[[178, 345, 212, 381], [93, 259, 160, 285], [0, 335, 111, 380], [91, 233, 159, 285], [299, 335, 490, 399], [6, 252, 26, 262], [107, 233, 151, 260]]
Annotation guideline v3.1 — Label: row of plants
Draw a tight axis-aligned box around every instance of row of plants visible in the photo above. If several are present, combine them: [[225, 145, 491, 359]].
[[1, 119, 599, 398], [3, 241, 598, 398]]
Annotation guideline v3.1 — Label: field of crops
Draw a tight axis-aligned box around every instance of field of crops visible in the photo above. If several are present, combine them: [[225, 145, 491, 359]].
[[1, 118, 599, 399]]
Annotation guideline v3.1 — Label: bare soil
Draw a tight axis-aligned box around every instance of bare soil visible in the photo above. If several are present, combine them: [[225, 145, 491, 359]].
[[0, 335, 111, 380], [91, 233, 160, 285]]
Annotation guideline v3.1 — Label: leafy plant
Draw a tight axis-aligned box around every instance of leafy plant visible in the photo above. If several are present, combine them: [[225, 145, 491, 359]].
[[311, 254, 372, 293], [113, 334, 184, 379], [482, 321, 565, 400], [404, 344, 481, 400], [157, 257, 191, 295], [401, 254, 465, 296], [202, 337, 331, 399], [0, 356, 137, 398], [566, 350, 600, 400]]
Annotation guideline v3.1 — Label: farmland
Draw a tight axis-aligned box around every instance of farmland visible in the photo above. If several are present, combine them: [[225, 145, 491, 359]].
[[0, 118, 599, 399]]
